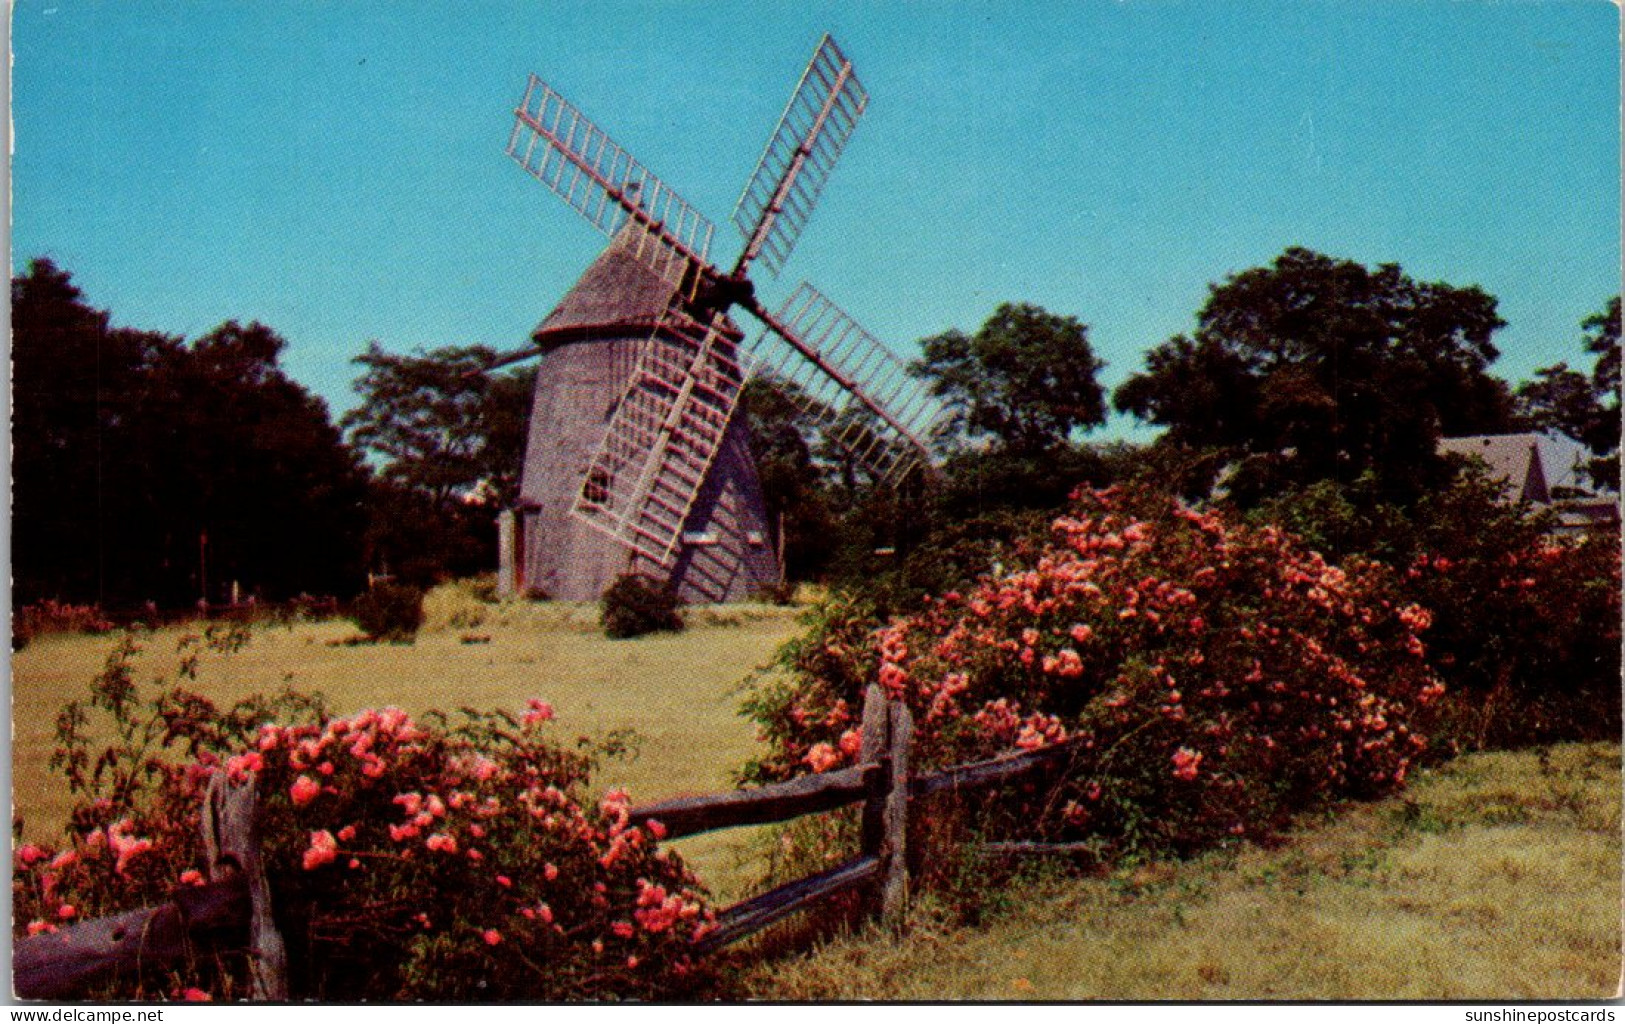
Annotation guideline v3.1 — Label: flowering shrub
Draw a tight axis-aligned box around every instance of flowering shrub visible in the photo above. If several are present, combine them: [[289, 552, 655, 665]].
[[16, 632, 713, 1001], [1401, 526, 1621, 750], [746, 487, 1444, 857], [1256, 470, 1623, 749], [14, 599, 115, 649]]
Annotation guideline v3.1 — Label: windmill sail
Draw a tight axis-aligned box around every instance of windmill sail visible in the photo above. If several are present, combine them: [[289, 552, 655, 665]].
[[732, 34, 868, 278], [569, 310, 746, 568], [746, 283, 943, 483], [509, 75, 714, 295]]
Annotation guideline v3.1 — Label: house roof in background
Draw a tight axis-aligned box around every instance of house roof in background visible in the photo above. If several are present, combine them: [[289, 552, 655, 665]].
[[1439, 433, 1552, 504]]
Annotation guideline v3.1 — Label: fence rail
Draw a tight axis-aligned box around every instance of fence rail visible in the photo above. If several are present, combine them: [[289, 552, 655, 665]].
[[14, 684, 1076, 999], [911, 735, 1085, 799], [628, 761, 884, 840], [695, 854, 880, 955], [14, 776, 285, 1001]]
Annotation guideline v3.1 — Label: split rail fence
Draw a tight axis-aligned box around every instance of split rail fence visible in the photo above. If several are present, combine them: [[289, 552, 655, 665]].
[[14, 684, 1085, 999]]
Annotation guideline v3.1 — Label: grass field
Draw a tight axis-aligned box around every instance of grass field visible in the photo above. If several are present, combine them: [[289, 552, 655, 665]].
[[10, 595, 1621, 998], [732, 741, 1622, 1000]]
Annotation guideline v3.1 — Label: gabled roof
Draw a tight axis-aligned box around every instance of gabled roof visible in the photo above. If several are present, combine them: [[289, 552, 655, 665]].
[[1439, 433, 1550, 504]]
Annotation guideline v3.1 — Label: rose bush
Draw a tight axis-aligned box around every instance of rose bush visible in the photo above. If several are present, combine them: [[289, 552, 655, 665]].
[[746, 487, 1444, 857], [15, 632, 713, 1001], [1256, 470, 1623, 750], [14, 599, 116, 649], [1401, 524, 1621, 750]]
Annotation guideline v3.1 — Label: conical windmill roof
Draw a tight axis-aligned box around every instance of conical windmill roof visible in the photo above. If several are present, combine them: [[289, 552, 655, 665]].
[[531, 226, 681, 342]]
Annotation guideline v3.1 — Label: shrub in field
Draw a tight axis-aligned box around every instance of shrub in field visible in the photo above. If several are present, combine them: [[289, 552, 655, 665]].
[[746, 487, 1443, 857], [600, 575, 684, 639], [351, 582, 426, 642], [1399, 475, 1620, 741], [1403, 526, 1621, 750], [421, 579, 491, 632], [750, 580, 800, 607], [15, 631, 713, 1001]]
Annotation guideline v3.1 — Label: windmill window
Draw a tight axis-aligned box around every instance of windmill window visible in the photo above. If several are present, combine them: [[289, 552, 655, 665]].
[[683, 530, 719, 546], [583, 467, 613, 506]]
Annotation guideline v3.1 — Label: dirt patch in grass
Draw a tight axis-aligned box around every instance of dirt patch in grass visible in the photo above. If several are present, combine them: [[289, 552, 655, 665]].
[[732, 743, 1621, 1000]]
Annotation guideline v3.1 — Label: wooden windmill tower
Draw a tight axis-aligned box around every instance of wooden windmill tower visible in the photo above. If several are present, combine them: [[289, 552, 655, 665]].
[[491, 35, 941, 603]]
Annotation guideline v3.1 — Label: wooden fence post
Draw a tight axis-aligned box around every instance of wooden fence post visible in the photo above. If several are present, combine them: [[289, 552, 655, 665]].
[[881, 700, 912, 929], [857, 683, 889, 859], [12, 773, 281, 1000], [203, 773, 288, 1001]]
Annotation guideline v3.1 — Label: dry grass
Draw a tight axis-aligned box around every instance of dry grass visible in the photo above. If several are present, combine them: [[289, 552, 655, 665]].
[[9, 589, 805, 898], [732, 742, 1622, 1001]]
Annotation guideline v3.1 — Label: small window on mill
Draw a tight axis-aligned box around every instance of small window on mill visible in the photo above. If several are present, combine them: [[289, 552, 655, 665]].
[[583, 467, 612, 506]]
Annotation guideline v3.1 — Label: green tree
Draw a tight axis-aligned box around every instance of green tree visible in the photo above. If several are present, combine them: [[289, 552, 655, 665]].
[[1114, 247, 1516, 506], [1583, 296, 1622, 489], [906, 302, 1110, 530], [912, 303, 1107, 457], [12, 259, 168, 605], [343, 343, 537, 583], [1521, 296, 1621, 491], [1517, 365, 1598, 444], [147, 321, 370, 603], [344, 343, 533, 509], [739, 375, 840, 581], [11, 260, 368, 608]]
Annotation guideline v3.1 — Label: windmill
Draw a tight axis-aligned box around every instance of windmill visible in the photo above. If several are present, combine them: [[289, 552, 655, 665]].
[[491, 34, 941, 603]]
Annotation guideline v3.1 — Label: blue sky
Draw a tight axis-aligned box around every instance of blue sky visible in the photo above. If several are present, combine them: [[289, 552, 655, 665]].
[[11, 1, 1621, 437]]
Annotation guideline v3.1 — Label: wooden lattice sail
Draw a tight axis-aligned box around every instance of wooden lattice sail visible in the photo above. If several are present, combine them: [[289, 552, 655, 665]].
[[492, 34, 944, 602]]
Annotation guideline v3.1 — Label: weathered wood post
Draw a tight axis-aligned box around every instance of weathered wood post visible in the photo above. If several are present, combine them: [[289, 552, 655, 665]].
[[12, 773, 283, 1000], [203, 773, 288, 1000], [857, 683, 889, 859], [496, 509, 518, 600], [857, 683, 912, 929], [881, 700, 913, 929]]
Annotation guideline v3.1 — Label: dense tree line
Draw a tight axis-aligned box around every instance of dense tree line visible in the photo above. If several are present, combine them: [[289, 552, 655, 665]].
[[12, 249, 1617, 611], [750, 249, 1617, 602], [12, 260, 368, 609], [10, 260, 539, 609]]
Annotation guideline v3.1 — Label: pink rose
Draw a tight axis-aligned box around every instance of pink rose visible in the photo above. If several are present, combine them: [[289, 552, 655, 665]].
[[15, 844, 48, 868], [424, 833, 458, 855], [290, 775, 321, 808], [522, 699, 555, 727], [1171, 747, 1203, 782], [803, 742, 840, 773], [302, 830, 338, 871]]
